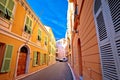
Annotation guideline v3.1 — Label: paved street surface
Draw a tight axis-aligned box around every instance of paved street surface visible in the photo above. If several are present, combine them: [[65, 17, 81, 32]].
[[20, 62, 73, 80]]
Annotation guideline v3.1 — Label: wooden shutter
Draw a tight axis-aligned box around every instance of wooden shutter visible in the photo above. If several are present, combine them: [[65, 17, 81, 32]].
[[0, 0, 7, 14], [94, 0, 120, 80], [40, 53, 43, 65], [1, 45, 13, 72], [38, 29, 41, 41], [6, 0, 14, 17], [33, 51, 37, 66]]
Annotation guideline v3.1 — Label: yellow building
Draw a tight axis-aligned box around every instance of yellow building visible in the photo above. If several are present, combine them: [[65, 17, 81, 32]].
[[0, 0, 50, 80], [45, 26, 56, 65]]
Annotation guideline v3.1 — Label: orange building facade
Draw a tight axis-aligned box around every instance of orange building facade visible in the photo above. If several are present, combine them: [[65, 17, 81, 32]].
[[0, 0, 56, 80], [71, 0, 120, 80]]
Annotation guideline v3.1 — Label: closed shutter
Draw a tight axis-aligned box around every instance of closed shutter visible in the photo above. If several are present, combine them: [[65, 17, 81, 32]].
[[94, 0, 120, 80], [1, 45, 13, 72], [6, 0, 14, 17], [107, 0, 120, 78], [40, 53, 43, 65], [33, 51, 37, 66], [0, 0, 7, 14], [107, 0, 120, 33]]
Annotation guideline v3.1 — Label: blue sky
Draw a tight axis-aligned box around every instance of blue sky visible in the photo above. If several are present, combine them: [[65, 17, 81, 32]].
[[26, 0, 68, 40]]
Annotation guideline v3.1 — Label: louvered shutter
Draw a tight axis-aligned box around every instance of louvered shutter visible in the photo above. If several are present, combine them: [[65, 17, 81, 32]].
[[107, 0, 120, 79], [94, 0, 120, 80], [38, 29, 41, 41], [1, 45, 13, 72], [6, 0, 14, 17], [0, 0, 7, 14], [29, 19, 32, 34], [40, 53, 43, 65], [25, 17, 29, 33], [33, 51, 37, 66], [107, 0, 120, 33]]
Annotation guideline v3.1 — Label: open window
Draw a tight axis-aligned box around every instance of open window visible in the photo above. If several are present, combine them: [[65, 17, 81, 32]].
[[0, 0, 15, 20], [24, 16, 32, 34]]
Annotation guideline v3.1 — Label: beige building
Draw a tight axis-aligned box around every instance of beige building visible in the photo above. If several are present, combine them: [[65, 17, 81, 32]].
[[45, 26, 56, 65]]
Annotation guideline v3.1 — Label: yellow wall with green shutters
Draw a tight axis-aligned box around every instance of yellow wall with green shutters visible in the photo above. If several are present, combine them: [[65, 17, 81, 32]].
[[0, 0, 50, 80]]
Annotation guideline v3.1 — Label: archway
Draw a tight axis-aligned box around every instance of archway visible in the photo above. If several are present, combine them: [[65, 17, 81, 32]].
[[17, 46, 28, 76]]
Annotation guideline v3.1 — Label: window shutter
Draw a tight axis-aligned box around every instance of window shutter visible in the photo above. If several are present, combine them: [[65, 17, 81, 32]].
[[107, 0, 120, 33], [94, 0, 101, 14], [33, 51, 37, 66], [29, 20, 32, 27], [26, 17, 29, 25], [1, 45, 13, 72], [0, 0, 7, 14], [94, 0, 120, 80], [96, 11, 107, 41], [6, 0, 14, 17], [40, 54, 43, 65], [38, 29, 41, 41]]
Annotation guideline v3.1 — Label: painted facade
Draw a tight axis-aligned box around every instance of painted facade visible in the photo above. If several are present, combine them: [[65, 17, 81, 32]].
[[69, 0, 120, 80], [56, 38, 67, 59], [0, 0, 54, 80], [45, 26, 56, 65]]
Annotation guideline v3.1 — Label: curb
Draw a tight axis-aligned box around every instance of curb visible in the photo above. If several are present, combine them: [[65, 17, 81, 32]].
[[67, 63, 76, 80]]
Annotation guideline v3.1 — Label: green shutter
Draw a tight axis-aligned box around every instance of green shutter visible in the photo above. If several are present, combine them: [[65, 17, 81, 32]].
[[40, 54, 43, 65], [7, 0, 14, 11], [1, 45, 13, 72], [0, 0, 7, 14], [29, 20, 32, 27], [33, 51, 37, 66], [38, 29, 41, 41], [6, 0, 14, 17], [26, 17, 29, 25]]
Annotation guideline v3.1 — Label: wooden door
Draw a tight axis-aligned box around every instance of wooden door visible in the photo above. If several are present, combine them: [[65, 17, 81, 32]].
[[17, 52, 27, 76]]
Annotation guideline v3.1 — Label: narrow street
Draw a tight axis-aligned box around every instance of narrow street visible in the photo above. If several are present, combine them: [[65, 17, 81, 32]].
[[19, 62, 73, 80]]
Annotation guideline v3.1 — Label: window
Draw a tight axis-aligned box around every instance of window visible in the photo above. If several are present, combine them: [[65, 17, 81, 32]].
[[0, 43, 13, 73], [45, 37, 47, 45], [37, 29, 41, 41], [33, 51, 40, 66], [24, 16, 32, 34], [0, 0, 15, 20], [94, 0, 120, 80]]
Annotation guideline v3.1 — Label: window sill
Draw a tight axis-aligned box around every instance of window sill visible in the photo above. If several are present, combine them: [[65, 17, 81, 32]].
[[22, 32, 31, 40], [0, 17, 12, 30]]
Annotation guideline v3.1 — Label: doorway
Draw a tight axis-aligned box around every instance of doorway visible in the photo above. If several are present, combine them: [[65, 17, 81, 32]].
[[17, 46, 28, 76]]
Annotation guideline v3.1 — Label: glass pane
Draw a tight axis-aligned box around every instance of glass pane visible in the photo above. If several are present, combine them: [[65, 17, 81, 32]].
[[7, 0, 14, 11]]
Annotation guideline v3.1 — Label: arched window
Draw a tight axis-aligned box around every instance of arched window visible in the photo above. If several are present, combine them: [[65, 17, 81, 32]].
[[93, 0, 120, 80]]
